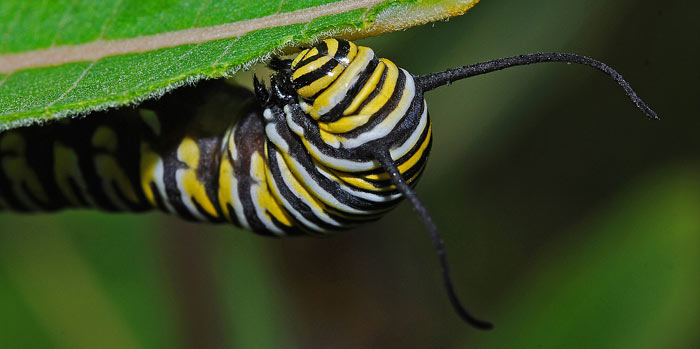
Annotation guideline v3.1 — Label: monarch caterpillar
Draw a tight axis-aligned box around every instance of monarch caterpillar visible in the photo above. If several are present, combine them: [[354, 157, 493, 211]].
[[0, 39, 657, 329]]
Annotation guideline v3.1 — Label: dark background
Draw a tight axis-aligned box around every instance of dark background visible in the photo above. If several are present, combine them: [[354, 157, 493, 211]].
[[1, 0, 698, 347]]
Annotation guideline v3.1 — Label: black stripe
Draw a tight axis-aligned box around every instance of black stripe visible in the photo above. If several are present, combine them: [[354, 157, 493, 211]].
[[225, 203, 242, 228], [354, 63, 388, 113], [150, 181, 169, 213], [335, 117, 431, 193], [266, 142, 346, 233], [231, 107, 281, 236], [361, 114, 432, 176], [266, 105, 398, 215], [162, 151, 198, 221], [362, 135, 433, 190], [338, 68, 408, 139], [318, 55, 379, 123], [294, 40, 330, 68], [291, 59, 340, 91], [333, 40, 351, 62], [195, 134, 226, 223], [192, 196, 223, 223]]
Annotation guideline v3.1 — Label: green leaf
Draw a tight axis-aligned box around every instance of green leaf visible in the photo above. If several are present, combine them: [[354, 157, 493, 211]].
[[0, 0, 480, 131]]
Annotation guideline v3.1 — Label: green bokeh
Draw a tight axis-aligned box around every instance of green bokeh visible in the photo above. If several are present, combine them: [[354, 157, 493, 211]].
[[1, 0, 698, 348]]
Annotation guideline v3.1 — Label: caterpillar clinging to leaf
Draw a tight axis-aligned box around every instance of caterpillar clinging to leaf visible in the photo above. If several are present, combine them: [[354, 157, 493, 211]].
[[0, 38, 658, 329]]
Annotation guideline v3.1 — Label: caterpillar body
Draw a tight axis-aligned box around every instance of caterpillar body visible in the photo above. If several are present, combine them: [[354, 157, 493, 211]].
[[0, 39, 658, 329], [0, 39, 430, 238]]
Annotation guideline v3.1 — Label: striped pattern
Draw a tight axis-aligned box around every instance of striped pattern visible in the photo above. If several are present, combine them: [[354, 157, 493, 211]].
[[0, 39, 432, 236], [262, 39, 432, 234]]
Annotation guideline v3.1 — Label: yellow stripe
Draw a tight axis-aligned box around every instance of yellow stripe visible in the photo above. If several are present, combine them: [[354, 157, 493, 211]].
[[331, 169, 385, 192], [324, 38, 338, 57], [308, 46, 374, 120], [251, 151, 293, 227], [217, 153, 236, 222], [331, 166, 425, 192], [291, 48, 310, 69], [343, 60, 385, 116], [139, 142, 159, 206], [264, 150, 294, 225], [319, 113, 373, 134], [318, 128, 343, 147], [364, 125, 432, 181], [178, 137, 218, 217], [284, 157, 368, 220], [341, 40, 359, 66], [356, 58, 398, 116], [292, 55, 332, 81], [277, 151, 328, 216], [304, 47, 319, 60], [316, 61, 387, 134], [296, 63, 344, 99], [330, 126, 431, 190]]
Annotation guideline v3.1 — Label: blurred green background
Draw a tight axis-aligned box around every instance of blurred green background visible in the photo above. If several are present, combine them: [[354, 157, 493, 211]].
[[1, 0, 699, 348]]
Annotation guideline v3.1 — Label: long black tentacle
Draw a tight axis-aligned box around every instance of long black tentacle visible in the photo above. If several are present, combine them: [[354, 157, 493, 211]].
[[415, 52, 658, 120], [374, 150, 493, 330]]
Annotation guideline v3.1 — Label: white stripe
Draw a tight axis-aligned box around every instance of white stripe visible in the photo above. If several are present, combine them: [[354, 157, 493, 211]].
[[249, 183, 284, 235], [284, 108, 377, 172], [249, 153, 284, 235], [263, 108, 274, 121], [265, 122, 290, 152], [266, 152, 325, 233], [226, 129, 249, 229], [174, 169, 206, 221], [230, 171, 249, 230], [314, 164, 402, 203], [389, 101, 428, 161], [337, 69, 416, 149], [228, 124, 239, 161], [314, 46, 375, 117], [153, 157, 175, 213], [274, 151, 342, 228], [285, 73, 425, 173], [283, 153, 365, 214], [267, 118, 378, 213]]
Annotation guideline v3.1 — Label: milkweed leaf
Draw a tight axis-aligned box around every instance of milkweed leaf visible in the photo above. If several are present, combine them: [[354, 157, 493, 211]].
[[0, 0, 480, 131]]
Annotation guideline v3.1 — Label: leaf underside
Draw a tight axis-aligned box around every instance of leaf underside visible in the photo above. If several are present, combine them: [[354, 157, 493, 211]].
[[0, 0, 479, 131]]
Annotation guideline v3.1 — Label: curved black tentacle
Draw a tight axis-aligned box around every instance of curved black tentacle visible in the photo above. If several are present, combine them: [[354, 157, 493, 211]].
[[416, 52, 659, 120], [374, 150, 493, 330]]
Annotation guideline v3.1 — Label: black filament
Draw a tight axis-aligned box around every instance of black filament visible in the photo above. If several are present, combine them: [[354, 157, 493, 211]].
[[374, 150, 493, 330], [416, 52, 658, 120]]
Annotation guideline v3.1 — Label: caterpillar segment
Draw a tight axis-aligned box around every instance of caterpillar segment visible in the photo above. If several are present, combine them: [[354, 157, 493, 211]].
[[0, 39, 433, 238]]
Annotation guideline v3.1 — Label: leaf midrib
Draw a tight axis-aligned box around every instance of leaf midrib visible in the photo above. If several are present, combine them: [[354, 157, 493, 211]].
[[0, 0, 383, 74]]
